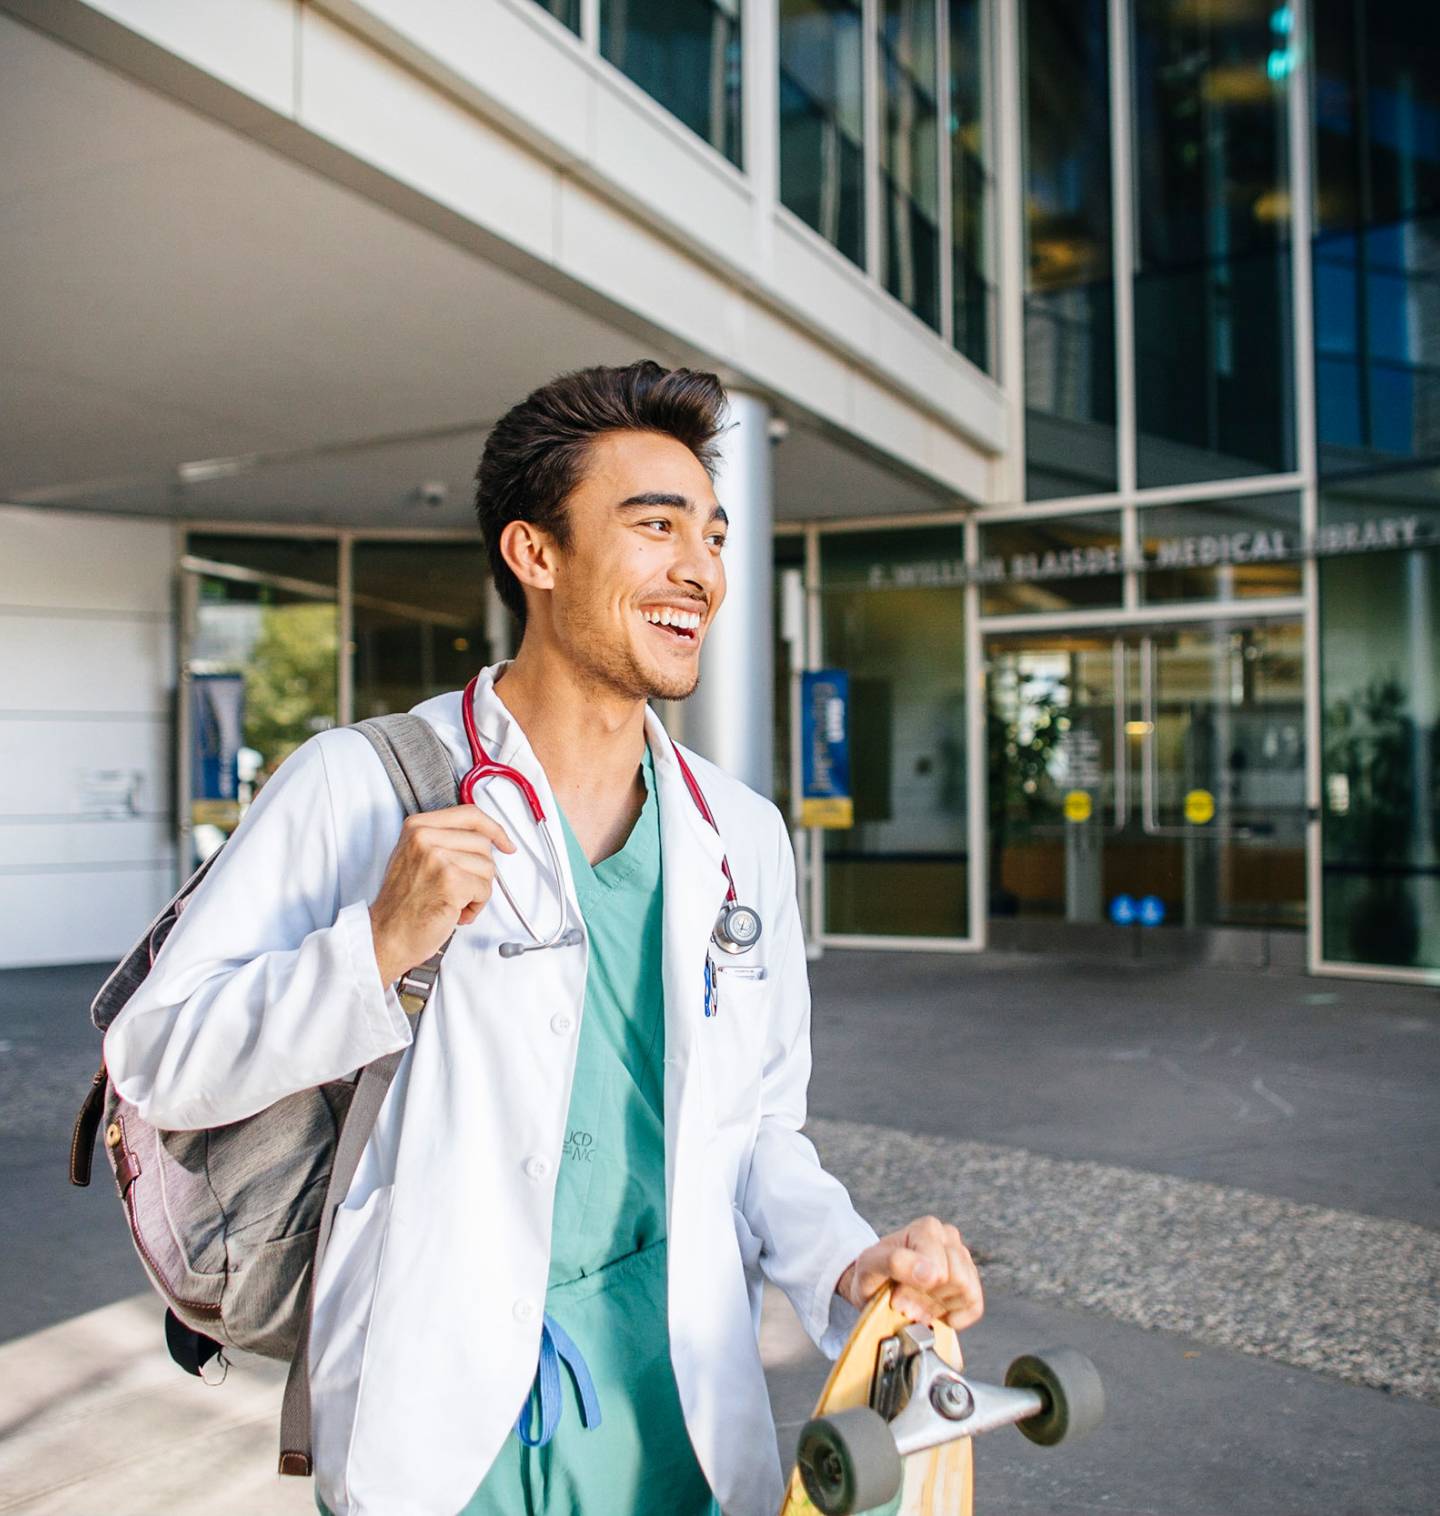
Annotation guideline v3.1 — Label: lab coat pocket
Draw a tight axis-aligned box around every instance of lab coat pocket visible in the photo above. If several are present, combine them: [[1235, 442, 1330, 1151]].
[[706, 972, 767, 1131], [309, 1183, 395, 1506], [309, 1183, 394, 1392]]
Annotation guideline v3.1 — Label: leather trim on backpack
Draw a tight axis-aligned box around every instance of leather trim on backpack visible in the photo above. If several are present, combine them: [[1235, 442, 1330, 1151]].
[[110, 1113, 142, 1198], [70, 1063, 108, 1188]]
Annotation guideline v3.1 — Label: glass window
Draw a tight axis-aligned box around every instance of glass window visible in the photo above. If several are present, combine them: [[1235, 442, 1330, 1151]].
[[878, 0, 942, 330], [1312, 2, 1440, 478], [978, 512, 1124, 615], [779, 0, 867, 268], [948, 0, 994, 371], [527, 0, 580, 34], [1021, 0, 1117, 500], [352, 542, 492, 720], [1131, 0, 1295, 487], [1319, 478, 1440, 970], [820, 528, 969, 937], [184, 535, 339, 865], [601, 0, 743, 168], [1139, 494, 1302, 605]]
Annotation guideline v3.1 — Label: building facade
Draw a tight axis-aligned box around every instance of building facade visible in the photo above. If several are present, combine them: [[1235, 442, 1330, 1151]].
[[1, 0, 1436, 983]]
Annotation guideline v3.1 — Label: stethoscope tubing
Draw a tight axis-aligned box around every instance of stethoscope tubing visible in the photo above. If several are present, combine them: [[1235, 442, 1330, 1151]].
[[457, 674, 743, 952]]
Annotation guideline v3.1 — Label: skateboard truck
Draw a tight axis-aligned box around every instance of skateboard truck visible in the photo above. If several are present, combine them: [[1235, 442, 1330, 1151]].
[[872, 1323, 1056, 1455], [797, 1329, 1105, 1516]]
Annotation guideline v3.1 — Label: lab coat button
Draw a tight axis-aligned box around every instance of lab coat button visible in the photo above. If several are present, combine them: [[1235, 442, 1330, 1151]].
[[550, 1013, 574, 1036], [513, 1299, 537, 1323], [523, 1155, 551, 1181]]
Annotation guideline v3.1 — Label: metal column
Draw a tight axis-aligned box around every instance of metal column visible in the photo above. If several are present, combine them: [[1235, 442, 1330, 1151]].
[[685, 388, 775, 796]]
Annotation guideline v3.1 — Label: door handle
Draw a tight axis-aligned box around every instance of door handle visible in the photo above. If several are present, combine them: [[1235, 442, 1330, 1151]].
[[1138, 635, 1251, 840], [1111, 639, 1128, 832]]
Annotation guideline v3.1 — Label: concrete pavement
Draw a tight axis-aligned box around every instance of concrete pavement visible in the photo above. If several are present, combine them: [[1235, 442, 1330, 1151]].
[[1, 952, 1436, 1513]]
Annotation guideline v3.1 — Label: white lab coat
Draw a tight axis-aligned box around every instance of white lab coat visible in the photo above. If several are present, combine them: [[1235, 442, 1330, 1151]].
[[105, 665, 877, 1516]]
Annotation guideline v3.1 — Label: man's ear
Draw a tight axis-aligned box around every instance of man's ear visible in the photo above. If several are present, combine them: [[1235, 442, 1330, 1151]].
[[500, 519, 559, 598]]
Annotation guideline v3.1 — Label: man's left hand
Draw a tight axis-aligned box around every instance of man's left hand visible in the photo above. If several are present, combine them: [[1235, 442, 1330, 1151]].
[[835, 1215, 984, 1332]]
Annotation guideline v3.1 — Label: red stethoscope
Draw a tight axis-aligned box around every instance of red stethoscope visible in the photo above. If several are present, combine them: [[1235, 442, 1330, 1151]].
[[460, 675, 762, 961]]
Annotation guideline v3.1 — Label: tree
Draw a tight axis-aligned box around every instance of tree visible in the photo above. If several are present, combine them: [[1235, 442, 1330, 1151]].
[[243, 601, 338, 774]]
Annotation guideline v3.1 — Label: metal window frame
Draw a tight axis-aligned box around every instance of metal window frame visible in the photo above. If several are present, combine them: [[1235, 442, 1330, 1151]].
[[994, 0, 1026, 501], [1290, 0, 1434, 987], [176, 519, 491, 883], [808, 513, 985, 956], [936, 0, 955, 345]]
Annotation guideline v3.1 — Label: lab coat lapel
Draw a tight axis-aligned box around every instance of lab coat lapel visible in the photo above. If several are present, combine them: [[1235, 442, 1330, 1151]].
[[646, 711, 727, 1214]]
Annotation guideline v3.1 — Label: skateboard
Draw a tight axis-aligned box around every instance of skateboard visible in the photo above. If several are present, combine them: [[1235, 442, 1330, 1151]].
[[780, 1285, 1104, 1516]]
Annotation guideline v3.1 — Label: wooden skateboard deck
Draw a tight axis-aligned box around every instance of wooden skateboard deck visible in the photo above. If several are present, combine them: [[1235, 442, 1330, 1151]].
[[778, 1285, 973, 1516]]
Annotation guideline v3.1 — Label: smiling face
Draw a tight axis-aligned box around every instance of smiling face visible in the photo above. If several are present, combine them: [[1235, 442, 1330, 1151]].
[[504, 428, 728, 702]]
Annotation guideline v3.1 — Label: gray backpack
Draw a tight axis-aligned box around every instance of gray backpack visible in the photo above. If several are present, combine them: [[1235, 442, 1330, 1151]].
[[69, 714, 459, 1477]]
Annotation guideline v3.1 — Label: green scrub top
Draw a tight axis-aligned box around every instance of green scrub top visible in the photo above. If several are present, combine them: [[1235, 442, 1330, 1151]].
[[460, 746, 717, 1516]]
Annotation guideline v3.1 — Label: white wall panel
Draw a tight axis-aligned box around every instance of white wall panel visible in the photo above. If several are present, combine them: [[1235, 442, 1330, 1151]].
[[0, 717, 170, 821], [331, 0, 592, 163], [77, 0, 298, 117], [0, 817, 175, 869], [556, 178, 737, 357], [587, 81, 754, 272], [0, 616, 171, 712], [0, 866, 172, 968], [0, 508, 175, 967], [298, 8, 559, 265], [0, 507, 173, 612]]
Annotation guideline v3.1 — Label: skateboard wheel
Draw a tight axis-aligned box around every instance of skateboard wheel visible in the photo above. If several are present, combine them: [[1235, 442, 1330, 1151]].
[[796, 1407, 903, 1516], [1005, 1346, 1105, 1447]]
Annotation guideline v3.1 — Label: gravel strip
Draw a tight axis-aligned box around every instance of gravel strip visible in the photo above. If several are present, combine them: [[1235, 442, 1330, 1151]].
[[809, 1117, 1440, 1404]]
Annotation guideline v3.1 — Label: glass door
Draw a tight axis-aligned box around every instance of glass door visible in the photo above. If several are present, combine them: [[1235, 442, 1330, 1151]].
[[818, 528, 972, 942], [986, 619, 1305, 937], [180, 536, 340, 870]]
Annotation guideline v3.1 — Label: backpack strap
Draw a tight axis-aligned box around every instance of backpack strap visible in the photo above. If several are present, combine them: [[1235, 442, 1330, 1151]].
[[278, 712, 460, 1477], [353, 715, 464, 1014]]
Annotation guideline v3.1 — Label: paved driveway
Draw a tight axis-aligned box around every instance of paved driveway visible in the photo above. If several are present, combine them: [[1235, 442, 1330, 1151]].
[[2, 953, 1435, 1512]]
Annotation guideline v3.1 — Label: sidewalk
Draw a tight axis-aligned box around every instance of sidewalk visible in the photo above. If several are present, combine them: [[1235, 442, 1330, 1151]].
[[3, 952, 1437, 1512]]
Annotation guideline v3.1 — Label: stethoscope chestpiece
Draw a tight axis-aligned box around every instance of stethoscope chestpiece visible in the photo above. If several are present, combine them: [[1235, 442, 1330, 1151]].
[[712, 901, 762, 955]]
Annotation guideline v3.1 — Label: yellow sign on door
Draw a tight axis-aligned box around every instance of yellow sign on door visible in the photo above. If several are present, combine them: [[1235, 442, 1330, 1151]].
[[1063, 790, 1093, 824], [1184, 788, 1216, 825], [801, 795, 855, 828]]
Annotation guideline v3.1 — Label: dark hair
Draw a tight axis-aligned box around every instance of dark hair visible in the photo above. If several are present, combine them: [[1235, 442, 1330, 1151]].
[[474, 360, 729, 627]]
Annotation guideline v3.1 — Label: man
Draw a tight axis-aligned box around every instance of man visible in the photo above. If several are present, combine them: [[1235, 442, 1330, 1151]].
[[104, 361, 982, 1516]]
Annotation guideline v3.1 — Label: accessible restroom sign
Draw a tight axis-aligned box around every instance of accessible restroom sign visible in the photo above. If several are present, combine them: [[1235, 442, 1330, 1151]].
[[800, 670, 854, 828]]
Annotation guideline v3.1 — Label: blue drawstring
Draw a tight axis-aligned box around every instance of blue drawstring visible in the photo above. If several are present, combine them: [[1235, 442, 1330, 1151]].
[[514, 1313, 603, 1448]]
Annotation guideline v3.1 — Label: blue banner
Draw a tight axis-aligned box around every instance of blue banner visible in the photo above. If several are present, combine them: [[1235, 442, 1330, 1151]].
[[191, 673, 245, 802], [800, 670, 853, 828]]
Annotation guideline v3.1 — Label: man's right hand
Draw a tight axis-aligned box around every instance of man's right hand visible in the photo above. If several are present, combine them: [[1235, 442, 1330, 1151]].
[[369, 806, 516, 988]]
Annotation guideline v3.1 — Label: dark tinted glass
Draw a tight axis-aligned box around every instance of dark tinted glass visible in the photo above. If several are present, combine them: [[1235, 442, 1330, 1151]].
[[1131, 0, 1295, 486], [1138, 495, 1302, 604], [949, 0, 993, 371], [1021, 0, 1117, 499], [878, 0, 942, 330], [820, 528, 969, 938], [779, 0, 867, 267], [351, 543, 491, 720], [1318, 476, 1440, 969], [529, 0, 580, 34], [978, 513, 1124, 615], [601, 0, 743, 168], [1312, 1, 1440, 477]]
